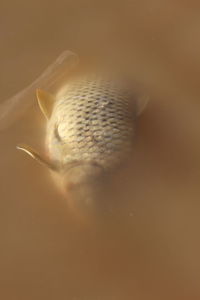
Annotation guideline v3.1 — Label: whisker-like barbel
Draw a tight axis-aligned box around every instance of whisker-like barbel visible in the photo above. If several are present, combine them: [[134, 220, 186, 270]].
[[0, 50, 78, 130]]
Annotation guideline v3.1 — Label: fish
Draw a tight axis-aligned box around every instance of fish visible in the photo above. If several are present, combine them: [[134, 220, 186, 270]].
[[1, 50, 149, 216]]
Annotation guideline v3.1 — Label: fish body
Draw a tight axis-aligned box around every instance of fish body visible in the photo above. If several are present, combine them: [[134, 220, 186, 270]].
[[41, 73, 143, 216], [46, 74, 137, 173]]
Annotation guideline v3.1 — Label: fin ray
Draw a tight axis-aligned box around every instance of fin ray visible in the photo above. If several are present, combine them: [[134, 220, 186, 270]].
[[36, 89, 55, 119], [136, 94, 149, 116]]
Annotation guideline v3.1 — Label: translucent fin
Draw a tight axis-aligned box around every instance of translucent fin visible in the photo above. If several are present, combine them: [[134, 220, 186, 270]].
[[0, 50, 79, 130], [16, 144, 58, 171], [36, 89, 55, 119], [136, 94, 149, 116]]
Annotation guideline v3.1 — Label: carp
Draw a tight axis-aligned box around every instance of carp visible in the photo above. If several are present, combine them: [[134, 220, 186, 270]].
[[1, 51, 148, 216]]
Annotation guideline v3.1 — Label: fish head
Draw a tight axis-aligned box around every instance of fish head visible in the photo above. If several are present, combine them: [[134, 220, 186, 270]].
[[58, 162, 107, 217]]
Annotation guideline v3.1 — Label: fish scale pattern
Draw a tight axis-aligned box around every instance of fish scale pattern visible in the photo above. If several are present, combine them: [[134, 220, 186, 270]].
[[46, 75, 136, 170]]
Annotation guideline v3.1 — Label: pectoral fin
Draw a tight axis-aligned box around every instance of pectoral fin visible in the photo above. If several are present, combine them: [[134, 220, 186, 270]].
[[16, 144, 58, 171], [36, 89, 55, 119], [136, 94, 149, 116]]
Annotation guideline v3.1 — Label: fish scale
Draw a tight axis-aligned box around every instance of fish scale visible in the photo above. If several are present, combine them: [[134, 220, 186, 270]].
[[46, 75, 136, 170]]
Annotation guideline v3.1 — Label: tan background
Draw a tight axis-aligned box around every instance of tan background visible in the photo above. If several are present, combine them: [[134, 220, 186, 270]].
[[1, 0, 200, 299]]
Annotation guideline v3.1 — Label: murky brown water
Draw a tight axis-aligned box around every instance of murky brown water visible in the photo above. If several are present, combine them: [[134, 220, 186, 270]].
[[1, 1, 200, 299]]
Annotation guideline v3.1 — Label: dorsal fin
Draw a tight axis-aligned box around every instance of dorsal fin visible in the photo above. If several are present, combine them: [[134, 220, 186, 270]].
[[16, 144, 58, 171], [36, 89, 55, 119]]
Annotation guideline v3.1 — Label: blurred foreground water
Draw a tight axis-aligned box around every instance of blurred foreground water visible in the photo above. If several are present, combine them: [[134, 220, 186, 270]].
[[1, 0, 200, 299]]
